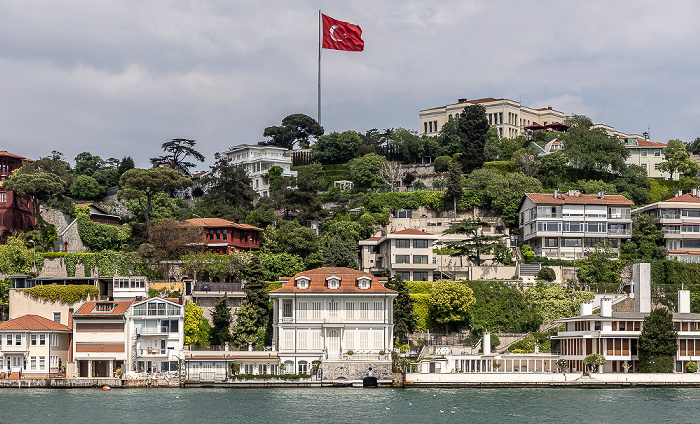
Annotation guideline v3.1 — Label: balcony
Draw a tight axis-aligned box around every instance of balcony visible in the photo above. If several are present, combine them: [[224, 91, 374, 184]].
[[138, 348, 166, 356], [608, 214, 631, 220], [608, 229, 631, 235], [192, 283, 245, 297]]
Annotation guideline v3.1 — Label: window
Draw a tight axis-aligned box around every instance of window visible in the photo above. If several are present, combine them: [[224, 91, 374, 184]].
[[30, 356, 37, 371], [374, 331, 383, 350], [654, 163, 660, 170], [373, 301, 382, 320], [297, 301, 307, 320], [94, 302, 116, 313], [563, 238, 581, 247], [15, 334, 21, 345], [642, 163, 648, 170], [329, 301, 339, 320], [312, 330, 322, 350], [414, 271, 428, 281], [327, 277, 340, 289], [395, 255, 410, 264], [283, 330, 294, 350], [312, 302, 322, 320], [654, 150, 661, 157], [53, 312, 61, 323], [161, 319, 179, 333], [395, 239, 410, 248], [6, 334, 12, 346], [258, 364, 266, 375], [39, 334, 46, 346], [244, 364, 254, 374], [413, 255, 428, 264], [345, 330, 355, 350], [31, 335, 37, 346], [545, 238, 558, 247], [282, 300, 293, 318], [358, 278, 371, 290], [537, 221, 561, 232], [296, 277, 310, 289], [359, 331, 369, 349], [297, 330, 307, 350], [50, 334, 59, 347], [369, 245, 380, 254], [359, 302, 369, 320], [398, 272, 410, 281], [586, 222, 607, 233], [562, 221, 584, 232], [641, 149, 648, 157], [298, 361, 308, 374], [394, 209, 412, 219], [413, 239, 429, 249]]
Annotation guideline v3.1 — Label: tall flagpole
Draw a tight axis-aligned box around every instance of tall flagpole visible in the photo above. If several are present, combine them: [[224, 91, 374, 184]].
[[318, 10, 322, 125]]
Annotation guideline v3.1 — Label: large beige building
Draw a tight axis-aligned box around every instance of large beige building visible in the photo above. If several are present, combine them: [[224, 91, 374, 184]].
[[419, 97, 565, 139], [359, 229, 439, 281]]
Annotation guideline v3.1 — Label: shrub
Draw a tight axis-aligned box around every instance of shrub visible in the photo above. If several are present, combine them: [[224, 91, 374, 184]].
[[537, 266, 556, 282], [433, 156, 452, 172], [687, 362, 698, 373]]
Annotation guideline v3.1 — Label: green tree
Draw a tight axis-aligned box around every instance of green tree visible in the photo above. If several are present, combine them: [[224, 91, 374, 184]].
[[638, 307, 678, 373], [322, 236, 359, 269], [687, 137, 700, 155], [184, 302, 211, 346], [260, 221, 321, 260], [4, 160, 70, 219], [117, 156, 135, 176], [119, 168, 191, 239], [70, 175, 102, 200], [261, 165, 284, 194], [231, 299, 261, 347], [620, 213, 667, 261], [659, 139, 700, 180], [74, 152, 105, 177], [428, 281, 475, 332], [583, 353, 607, 373], [262, 114, 324, 149], [433, 156, 452, 172], [311, 131, 362, 164], [197, 155, 257, 220], [562, 115, 629, 179], [576, 240, 625, 292], [442, 219, 504, 266], [150, 138, 205, 171], [436, 118, 461, 157], [241, 254, 269, 329], [274, 163, 326, 221], [349, 153, 386, 190], [257, 252, 306, 281], [483, 126, 501, 161], [466, 281, 542, 333], [75, 206, 129, 251], [0, 237, 38, 274], [210, 296, 232, 345], [537, 266, 556, 282], [524, 283, 594, 324], [457, 104, 489, 173], [386, 274, 417, 340]]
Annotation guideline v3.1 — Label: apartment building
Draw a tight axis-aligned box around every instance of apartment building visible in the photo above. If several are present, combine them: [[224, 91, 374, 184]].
[[419, 97, 565, 139], [0, 151, 36, 243], [632, 189, 700, 262], [359, 229, 439, 281], [223, 144, 296, 197], [621, 137, 670, 179], [519, 191, 633, 259], [184, 217, 262, 254]]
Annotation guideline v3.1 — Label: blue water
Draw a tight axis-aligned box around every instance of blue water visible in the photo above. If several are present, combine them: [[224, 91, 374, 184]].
[[1, 387, 699, 423]]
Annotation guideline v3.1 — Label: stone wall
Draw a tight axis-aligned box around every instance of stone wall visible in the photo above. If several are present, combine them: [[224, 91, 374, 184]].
[[39, 206, 88, 253], [319, 360, 392, 381], [39, 258, 87, 279]]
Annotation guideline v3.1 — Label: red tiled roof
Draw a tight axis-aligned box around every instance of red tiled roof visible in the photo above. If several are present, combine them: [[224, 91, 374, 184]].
[[662, 194, 700, 203], [625, 139, 666, 148], [74, 301, 133, 316], [391, 228, 435, 236], [0, 151, 31, 161], [361, 237, 381, 242], [184, 218, 263, 232], [669, 250, 700, 255], [0, 314, 71, 332], [525, 193, 633, 206], [270, 267, 397, 295]]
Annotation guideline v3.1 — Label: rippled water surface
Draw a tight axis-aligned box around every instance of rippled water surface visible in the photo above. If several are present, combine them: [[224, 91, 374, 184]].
[[2, 386, 700, 423]]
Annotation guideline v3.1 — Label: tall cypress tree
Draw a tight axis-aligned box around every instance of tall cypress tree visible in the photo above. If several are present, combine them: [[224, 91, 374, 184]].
[[242, 254, 270, 329], [638, 307, 678, 373], [457, 104, 489, 174], [210, 296, 232, 346], [387, 274, 417, 340]]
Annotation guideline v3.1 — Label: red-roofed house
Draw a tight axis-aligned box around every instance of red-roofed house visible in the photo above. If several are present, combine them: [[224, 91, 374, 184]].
[[0, 314, 71, 378], [71, 300, 133, 378], [621, 137, 671, 179], [632, 189, 700, 262], [184, 218, 262, 254], [269, 267, 397, 382], [359, 229, 439, 281], [519, 191, 633, 259], [0, 151, 36, 243]]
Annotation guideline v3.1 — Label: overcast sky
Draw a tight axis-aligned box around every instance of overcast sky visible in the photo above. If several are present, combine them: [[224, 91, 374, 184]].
[[2, 1, 700, 170]]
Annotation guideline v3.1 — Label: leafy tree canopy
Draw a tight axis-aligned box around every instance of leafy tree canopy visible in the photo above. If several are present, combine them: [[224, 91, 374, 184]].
[[262, 114, 324, 149], [659, 139, 700, 180], [639, 307, 677, 373], [428, 281, 475, 332], [311, 130, 362, 164], [562, 115, 629, 179], [349, 153, 386, 190], [457, 104, 489, 173], [198, 155, 257, 219], [150, 138, 205, 171]]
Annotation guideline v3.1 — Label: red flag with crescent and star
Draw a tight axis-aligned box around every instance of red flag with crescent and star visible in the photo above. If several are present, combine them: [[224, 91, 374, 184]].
[[322, 14, 364, 52]]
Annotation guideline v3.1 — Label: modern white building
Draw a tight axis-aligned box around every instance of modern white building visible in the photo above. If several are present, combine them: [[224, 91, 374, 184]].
[[359, 229, 439, 281], [419, 97, 565, 139], [128, 297, 185, 374], [223, 144, 297, 197], [519, 191, 633, 259], [632, 189, 700, 262], [269, 267, 397, 381]]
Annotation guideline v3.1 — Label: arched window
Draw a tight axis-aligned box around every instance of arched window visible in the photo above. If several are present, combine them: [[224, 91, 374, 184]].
[[284, 360, 294, 374], [298, 360, 308, 375]]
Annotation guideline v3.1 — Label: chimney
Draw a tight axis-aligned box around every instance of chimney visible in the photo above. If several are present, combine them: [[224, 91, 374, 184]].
[[580, 302, 593, 316], [677, 190, 683, 198], [598, 191, 605, 199], [678, 290, 691, 314], [458, 98, 467, 103], [600, 298, 612, 318], [633, 263, 652, 314], [483, 332, 491, 355], [553, 189, 558, 198], [693, 188, 700, 198], [178, 295, 183, 305]]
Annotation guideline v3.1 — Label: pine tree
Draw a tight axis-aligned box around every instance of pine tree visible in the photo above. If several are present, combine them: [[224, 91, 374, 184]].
[[457, 104, 489, 173], [387, 274, 417, 340], [442, 219, 504, 266], [638, 307, 678, 373], [210, 296, 232, 346]]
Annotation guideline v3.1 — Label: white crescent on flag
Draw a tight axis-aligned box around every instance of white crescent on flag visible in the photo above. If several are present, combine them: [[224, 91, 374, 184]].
[[330, 25, 342, 42]]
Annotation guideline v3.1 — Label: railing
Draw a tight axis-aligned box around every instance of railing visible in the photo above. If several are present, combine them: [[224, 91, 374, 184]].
[[660, 214, 681, 219], [139, 348, 166, 355], [608, 229, 631, 235], [336, 353, 391, 361], [193, 283, 244, 293], [183, 345, 271, 352], [608, 214, 631, 220], [663, 228, 681, 234]]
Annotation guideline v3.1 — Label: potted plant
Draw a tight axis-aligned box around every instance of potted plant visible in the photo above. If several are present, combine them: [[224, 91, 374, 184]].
[[347, 350, 354, 356]]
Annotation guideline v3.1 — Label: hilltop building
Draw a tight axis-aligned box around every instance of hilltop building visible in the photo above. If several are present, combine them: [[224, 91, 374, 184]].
[[223, 144, 296, 197], [184, 217, 262, 254], [519, 191, 633, 259], [0, 151, 36, 243], [419, 97, 565, 139]]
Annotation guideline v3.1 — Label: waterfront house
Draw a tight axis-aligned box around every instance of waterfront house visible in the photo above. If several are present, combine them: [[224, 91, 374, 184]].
[[71, 300, 132, 378], [128, 297, 184, 374], [0, 314, 71, 378], [182, 349, 280, 383], [269, 267, 397, 381]]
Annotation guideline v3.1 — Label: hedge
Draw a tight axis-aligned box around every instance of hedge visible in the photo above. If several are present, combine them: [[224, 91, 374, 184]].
[[23, 285, 100, 304], [410, 293, 431, 331]]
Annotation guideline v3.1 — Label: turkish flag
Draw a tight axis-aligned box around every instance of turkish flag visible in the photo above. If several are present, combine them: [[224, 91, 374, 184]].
[[322, 14, 364, 52]]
